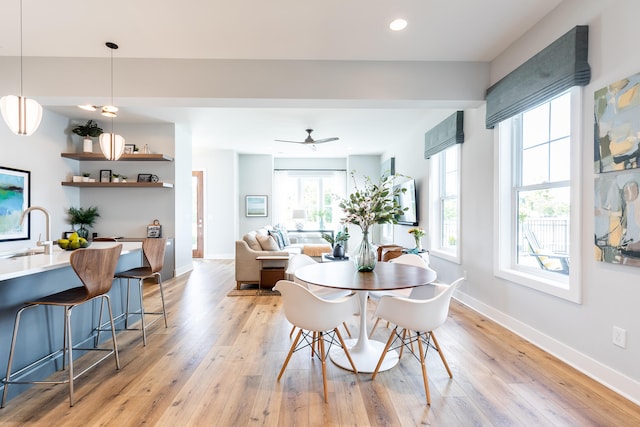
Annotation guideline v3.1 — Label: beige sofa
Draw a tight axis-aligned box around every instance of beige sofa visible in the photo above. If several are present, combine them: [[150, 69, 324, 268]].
[[235, 227, 303, 290]]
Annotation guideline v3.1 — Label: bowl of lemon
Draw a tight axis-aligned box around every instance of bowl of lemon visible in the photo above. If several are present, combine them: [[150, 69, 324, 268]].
[[57, 232, 91, 251]]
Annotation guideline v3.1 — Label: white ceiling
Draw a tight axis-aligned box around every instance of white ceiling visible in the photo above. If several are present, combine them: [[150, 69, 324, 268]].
[[1, 0, 564, 156]]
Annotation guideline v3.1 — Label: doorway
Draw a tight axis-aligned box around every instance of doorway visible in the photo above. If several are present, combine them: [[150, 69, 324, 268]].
[[192, 171, 204, 258]]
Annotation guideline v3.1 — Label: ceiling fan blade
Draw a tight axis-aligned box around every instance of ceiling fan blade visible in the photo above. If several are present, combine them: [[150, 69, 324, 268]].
[[274, 139, 306, 144], [312, 137, 339, 144]]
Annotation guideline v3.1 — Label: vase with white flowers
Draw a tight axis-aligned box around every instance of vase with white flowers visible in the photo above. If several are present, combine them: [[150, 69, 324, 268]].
[[338, 172, 408, 271]]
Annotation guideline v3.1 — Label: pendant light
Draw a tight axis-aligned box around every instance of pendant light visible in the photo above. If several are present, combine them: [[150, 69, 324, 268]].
[[99, 42, 125, 160], [0, 0, 43, 136]]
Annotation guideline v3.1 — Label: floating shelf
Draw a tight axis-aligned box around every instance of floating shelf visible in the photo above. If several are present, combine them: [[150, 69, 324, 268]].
[[61, 153, 174, 162], [62, 182, 174, 188]]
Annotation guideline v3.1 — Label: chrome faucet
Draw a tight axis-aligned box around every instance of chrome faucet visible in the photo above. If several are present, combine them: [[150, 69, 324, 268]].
[[20, 206, 53, 255]]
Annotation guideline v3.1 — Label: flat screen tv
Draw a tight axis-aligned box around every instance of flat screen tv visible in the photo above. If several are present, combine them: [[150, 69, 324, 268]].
[[393, 177, 418, 226]]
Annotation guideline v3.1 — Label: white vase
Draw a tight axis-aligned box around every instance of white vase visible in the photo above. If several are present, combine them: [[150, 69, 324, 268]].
[[112, 177, 120, 183], [83, 138, 93, 152]]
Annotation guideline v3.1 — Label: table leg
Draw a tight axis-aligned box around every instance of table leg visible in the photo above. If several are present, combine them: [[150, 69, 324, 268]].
[[330, 290, 399, 373]]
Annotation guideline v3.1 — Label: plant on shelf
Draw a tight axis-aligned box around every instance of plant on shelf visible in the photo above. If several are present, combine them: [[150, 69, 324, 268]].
[[72, 120, 103, 138], [322, 227, 350, 258], [67, 206, 100, 239]]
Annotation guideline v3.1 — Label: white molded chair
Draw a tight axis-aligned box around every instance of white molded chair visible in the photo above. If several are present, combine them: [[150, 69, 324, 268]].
[[285, 254, 354, 338], [274, 280, 358, 403], [369, 253, 437, 336], [371, 278, 464, 405]]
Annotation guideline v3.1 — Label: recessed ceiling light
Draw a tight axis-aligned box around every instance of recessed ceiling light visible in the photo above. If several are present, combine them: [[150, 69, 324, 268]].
[[390, 19, 407, 31]]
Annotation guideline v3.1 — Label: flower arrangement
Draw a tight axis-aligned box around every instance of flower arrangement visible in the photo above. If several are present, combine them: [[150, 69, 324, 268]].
[[338, 172, 407, 232], [408, 227, 425, 238]]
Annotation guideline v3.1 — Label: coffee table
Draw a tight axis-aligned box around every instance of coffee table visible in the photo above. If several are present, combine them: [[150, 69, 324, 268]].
[[295, 261, 436, 373]]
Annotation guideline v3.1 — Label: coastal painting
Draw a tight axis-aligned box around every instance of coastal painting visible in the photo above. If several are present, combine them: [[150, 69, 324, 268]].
[[594, 72, 640, 173], [0, 167, 30, 241]]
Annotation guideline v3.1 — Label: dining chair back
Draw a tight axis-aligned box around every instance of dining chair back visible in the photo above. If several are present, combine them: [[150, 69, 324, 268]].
[[371, 277, 464, 405], [274, 280, 358, 402]]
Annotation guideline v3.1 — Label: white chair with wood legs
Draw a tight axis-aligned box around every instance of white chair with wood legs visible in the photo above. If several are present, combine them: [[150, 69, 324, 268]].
[[2, 244, 123, 407], [371, 278, 463, 405], [114, 238, 168, 346], [369, 253, 437, 336], [274, 280, 358, 403], [285, 254, 354, 339]]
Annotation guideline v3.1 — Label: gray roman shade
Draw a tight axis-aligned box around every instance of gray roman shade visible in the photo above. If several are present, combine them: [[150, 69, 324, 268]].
[[485, 25, 590, 129], [424, 111, 464, 159]]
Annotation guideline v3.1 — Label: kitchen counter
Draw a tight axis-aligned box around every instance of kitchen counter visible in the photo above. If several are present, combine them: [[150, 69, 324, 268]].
[[0, 241, 142, 282]]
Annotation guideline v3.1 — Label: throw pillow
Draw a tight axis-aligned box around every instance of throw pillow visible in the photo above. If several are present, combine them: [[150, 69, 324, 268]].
[[257, 234, 279, 251], [269, 229, 285, 249], [275, 226, 291, 246], [243, 232, 262, 251]]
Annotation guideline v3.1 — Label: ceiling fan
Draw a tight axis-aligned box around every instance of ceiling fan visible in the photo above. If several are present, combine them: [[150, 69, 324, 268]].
[[275, 129, 339, 150]]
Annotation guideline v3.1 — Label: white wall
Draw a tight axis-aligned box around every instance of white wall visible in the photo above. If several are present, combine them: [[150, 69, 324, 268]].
[[387, 0, 640, 403], [238, 154, 274, 235], [173, 124, 193, 276]]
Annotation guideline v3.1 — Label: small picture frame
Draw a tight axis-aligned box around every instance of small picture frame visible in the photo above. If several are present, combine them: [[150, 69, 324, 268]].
[[137, 173, 152, 182], [246, 195, 268, 217], [124, 144, 136, 154], [100, 169, 112, 183]]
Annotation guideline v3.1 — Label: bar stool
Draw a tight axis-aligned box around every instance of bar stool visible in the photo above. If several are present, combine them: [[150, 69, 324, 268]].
[[2, 244, 123, 407], [114, 238, 168, 346]]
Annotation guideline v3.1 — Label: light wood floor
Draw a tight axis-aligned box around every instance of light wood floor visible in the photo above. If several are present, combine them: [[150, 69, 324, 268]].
[[0, 259, 638, 426]]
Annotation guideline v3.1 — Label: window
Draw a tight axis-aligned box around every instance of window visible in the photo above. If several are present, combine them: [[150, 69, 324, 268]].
[[273, 170, 346, 231], [429, 144, 461, 263], [495, 89, 582, 302]]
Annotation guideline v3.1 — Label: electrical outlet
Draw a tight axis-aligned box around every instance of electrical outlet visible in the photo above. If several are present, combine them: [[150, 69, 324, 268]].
[[613, 326, 627, 348]]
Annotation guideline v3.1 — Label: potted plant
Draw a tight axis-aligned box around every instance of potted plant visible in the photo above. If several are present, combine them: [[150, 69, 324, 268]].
[[72, 120, 103, 153], [112, 173, 120, 182], [82, 172, 91, 182], [66, 206, 100, 239], [322, 227, 350, 258]]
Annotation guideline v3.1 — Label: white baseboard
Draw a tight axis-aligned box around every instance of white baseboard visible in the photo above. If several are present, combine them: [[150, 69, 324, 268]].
[[454, 292, 640, 406], [175, 262, 194, 277]]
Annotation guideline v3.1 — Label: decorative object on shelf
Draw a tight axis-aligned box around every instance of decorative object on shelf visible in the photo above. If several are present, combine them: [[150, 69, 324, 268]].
[[98, 42, 125, 160], [147, 219, 162, 238], [408, 227, 425, 250], [338, 172, 408, 272], [124, 144, 136, 154], [292, 209, 306, 230], [151, 174, 159, 183], [72, 120, 103, 153], [246, 195, 268, 217], [322, 227, 350, 259], [0, 0, 43, 136], [143, 144, 151, 154], [121, 175, 127, 183], [137, 173, 152, 182], [66, 206, 100, 239], [82, 172, 91, 182], [100, 169, 112, 183], [111, 173, 120, 183]]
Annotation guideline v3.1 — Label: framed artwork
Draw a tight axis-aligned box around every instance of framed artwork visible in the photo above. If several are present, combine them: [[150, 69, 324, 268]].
[[100, 169, 112, 183], [246, 195, 267, 217], [0, 166, 30, 241], [137, 173, 152, 182], [124, 144, 136, 154], [594, 72, 640, 173]]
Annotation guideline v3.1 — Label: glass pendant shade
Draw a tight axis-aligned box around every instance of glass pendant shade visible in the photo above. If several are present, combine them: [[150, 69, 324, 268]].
[[101, 105, 118, 117], [99, 132, 125, 160], [0, 95, 43, 135]]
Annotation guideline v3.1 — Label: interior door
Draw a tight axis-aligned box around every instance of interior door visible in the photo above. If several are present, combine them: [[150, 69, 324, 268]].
[[192, 171, 204, 258]]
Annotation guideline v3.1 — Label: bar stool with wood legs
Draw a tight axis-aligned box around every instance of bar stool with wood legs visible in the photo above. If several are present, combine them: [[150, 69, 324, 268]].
[[2, 244, 123, 407], [114, 238, 168, 346]]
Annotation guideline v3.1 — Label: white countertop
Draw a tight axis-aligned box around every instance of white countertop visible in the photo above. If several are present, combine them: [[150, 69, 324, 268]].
[[0, 241, 142, 282]]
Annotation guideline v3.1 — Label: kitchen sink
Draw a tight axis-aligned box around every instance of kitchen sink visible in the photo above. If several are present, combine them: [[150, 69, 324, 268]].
[[0, 250, 45, 259]]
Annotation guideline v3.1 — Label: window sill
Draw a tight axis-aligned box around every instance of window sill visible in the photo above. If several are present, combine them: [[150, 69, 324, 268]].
[[495, 266, 580, 303], [429, 248, 460, 264]]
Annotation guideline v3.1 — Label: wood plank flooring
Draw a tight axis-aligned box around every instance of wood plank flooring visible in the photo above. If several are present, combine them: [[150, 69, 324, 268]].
[[0, 259, 638, 426]]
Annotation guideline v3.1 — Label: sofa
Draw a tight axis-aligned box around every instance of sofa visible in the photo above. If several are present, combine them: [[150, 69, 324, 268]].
[[235, 226, 332, 289]]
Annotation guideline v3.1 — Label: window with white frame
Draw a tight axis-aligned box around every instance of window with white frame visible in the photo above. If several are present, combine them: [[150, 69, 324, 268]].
[[495, 88, 582, 302], [429, 144, 461, 263]]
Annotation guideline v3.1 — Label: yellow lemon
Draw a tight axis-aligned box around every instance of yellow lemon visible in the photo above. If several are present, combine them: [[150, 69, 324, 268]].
[[69, 240, 81, 250], [79, 238, 89, 248], [57, 239, 69, 249], [69, 232, 79, 241]]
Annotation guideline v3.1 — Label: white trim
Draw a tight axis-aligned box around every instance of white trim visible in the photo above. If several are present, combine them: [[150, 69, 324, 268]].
[[174, 262, 194, 277], [454, 291, 640, 406]]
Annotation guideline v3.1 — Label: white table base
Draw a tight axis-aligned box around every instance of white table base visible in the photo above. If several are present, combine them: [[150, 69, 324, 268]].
[[329, 290, 399, 373]]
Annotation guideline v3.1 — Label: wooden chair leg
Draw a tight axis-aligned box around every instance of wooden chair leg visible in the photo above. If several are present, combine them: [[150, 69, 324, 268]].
[[319, 331, 328, 403], [371, 326, 398, 380], [278, 329, 302, 381], [342, 322, 352, 338], [369, 317, 381, 337], [417, 332, 431, 405], [334, 328, 357, 373], [430, 331, 452, 378], [289, 325, 296, 339]]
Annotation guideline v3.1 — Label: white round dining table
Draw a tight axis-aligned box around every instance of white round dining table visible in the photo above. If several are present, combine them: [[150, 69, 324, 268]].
[[295, 261, 437, 373]]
